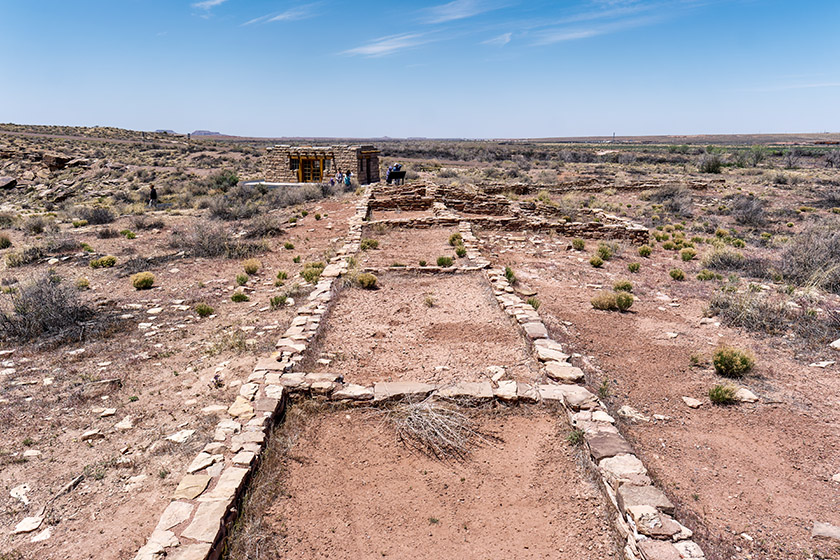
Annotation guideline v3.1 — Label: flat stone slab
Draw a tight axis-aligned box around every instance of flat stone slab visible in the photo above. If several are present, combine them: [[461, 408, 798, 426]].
[[172, 474, 212, 500], [628, 505, 682, 538], [493, 380, 517, 401], [682, 396, 702, 409], [516, 382, 539, 403], [522, 321, 548, 339], [813, 521, 840, 542], [436, 382, 493, 400], [637, 540, 682, 560], [617, 484, 675, 515], [332, 383, 374, 401], [538, 384, 598, 409], [586, 432, 635, 461], [167, 544, 213, 560], [181, 500, 228, 543], [156, 501, 194, 531], [254, 357, 285, 371], [535, 345, 568, 363], [599, 453, 650, 489], [373, 382, 435, 402], [198, 467, 249, 502], [544, 362, 584, 383], [227, 396, 255, 420]]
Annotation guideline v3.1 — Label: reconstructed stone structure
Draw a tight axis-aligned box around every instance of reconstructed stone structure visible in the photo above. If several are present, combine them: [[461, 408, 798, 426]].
[[264, 145, 380, 184]]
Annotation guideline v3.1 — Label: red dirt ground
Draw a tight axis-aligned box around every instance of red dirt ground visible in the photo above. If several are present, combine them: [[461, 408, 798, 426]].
[[482, 229, 840, 560], [305, 272, 538, 385], [262, 406, 622, 560]]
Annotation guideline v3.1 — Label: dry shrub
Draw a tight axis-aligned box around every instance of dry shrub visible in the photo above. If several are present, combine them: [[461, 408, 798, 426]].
[[780, 223, 840, 293], [728, 194, 766, 226], [244, 214, 285, 238], [0, 272, 95, 343], [649, 185, 693, 217], [709, 290, 840, 348], [170, 221, 266, 259], [385, 398, 490, 460], [130, 215, 165, 230], [74, 206, 116, 225]]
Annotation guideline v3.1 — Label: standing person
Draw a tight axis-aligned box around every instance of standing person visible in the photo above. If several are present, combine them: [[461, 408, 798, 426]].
[[344, 171, 351, 187], [148, 184, 158, 208]]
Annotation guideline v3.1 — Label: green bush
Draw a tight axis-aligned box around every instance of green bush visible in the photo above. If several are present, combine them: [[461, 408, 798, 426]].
[[131, 272, 155, 290], [301, 261, 326, 283], [270, 295, 288, 309], [455, 244, 467, 258], [72, 220, 88, 228], [284, 242, 295, 250], [527, 297, 540, 310], [75, 277, 90, 290], [662, 241, 676, 250], [504, 266, 516, 284], [314, 214, 322, 220], [669, 268, 685, 281], [590, 256, 604, 268], [696, 269, 719, 281], [628, 262, 640, 273], [120, 229, 136, 239], [680, 248, 697, 261], [236, 274, 248, 286], [638, 245, 652, 258], [276, 270, 288, 281], [293, 255, 301, 263], [591, 292, 617, 310], [195, 303, 214, 317], [437, 256, 454, 267], [418, 260, 427, 267], [231, 291, 250, 302], [0, 234, 11, 249], [357, 272, 378, 289], [301, 210, 308, 217], [613, 280, 632, 292], [709, 384, 737, 405], [713, 345, 754, 378], [90, 255, 117, 269], [615, 292, 634, 311], [242, 258, 261, 275], [360, 238, 379, 251], [448, 232, 463, 246], [596, 243, 613, 260], [572, 238, 585, 251]]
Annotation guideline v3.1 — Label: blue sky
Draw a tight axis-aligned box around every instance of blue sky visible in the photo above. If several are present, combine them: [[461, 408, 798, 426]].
[[1, 0, 838, 138]]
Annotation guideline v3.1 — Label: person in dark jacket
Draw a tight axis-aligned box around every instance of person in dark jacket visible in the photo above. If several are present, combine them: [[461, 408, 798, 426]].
[[148, 184, 158, 207]]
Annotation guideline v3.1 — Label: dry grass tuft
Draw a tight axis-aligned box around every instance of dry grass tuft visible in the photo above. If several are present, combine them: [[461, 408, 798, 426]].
[[384, 398, 490, 461]]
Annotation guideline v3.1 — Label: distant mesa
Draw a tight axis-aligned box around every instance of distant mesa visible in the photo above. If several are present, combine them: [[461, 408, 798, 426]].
[[191, 130, 222, 136]]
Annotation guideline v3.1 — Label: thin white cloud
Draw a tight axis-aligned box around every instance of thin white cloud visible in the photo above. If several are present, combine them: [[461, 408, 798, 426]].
[[243, 4, 318, 25], [482, 32, 512, 46], [192, 0, 227, 9], [343, 33, 427, 57], [531, 14, 664, 45], [426, 0, 504, 24]]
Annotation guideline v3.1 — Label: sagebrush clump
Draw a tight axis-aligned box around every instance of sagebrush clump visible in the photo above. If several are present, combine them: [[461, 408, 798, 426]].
[[0, 234, 11, 249], [437, 256, 454, 267], [231, 291, 250, 302], [301, 261, 325, 283], [242, 258, 261, 275], [357, 272, 378, 290], [709, 383, 737, 405], [448, 232, 463, 246], [713, 345, 755, 378], [195, 303, 214, 317], [669, 268, 685, 281], [131, 272, 155, 290], [572, 238, 585, 251], [90, 255, 117, 269], [638, 245, 652, 258], [360, 238, 379, 251]]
